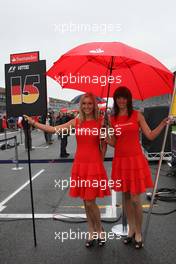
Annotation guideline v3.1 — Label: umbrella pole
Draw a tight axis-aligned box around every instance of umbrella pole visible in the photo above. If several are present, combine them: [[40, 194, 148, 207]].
[[105, 56, 114, 110], [104, 56, 114, 125], [111, 193, 128, 237], [105, 56, 129, 236], [144, 75, 176, 243]]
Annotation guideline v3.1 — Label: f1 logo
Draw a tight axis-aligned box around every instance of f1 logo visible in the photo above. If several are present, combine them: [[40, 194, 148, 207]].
[[8, 66, 16, 73]]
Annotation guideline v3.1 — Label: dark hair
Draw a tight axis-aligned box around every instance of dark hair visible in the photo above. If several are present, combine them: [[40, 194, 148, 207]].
[[113, 86, 133, 117]]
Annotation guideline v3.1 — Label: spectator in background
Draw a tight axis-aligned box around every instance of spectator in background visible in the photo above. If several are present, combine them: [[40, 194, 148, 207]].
[[17, 116, 23, 129], [40, 113, 54, 145], [55, 113, 62, 140], [7, 116, 17, 130], [2, 115, 7, 130], [56, 112, 73, 158]]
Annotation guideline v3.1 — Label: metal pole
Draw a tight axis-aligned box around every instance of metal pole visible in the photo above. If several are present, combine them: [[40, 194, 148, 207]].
[[108, 56, 128, 236], [122, 194, 128, 234], [105, 56, 114, 111], [144, 124, 170, 242], [20, 128, 23, 144], [14, 136, 19, 169], [144, 75, 176, 242], [12, 136, 23, 171], [111, 193, 128, 237], [111, 190, 117, 217], [25, 120, 37, 247], [4, 128, 7, 149]]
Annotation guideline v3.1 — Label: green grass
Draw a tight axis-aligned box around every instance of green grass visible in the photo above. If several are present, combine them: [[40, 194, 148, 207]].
[[172, 125, 176, 131]]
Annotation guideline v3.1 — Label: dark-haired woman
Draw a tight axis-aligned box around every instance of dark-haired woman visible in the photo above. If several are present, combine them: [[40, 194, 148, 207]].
[[107, 86, 171, 249]]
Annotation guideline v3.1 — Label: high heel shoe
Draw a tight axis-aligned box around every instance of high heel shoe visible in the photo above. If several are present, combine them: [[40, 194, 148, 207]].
[[97, 227, 106, 247], [123, 233, 135, 244], [134, 239, 144, 249], [97, 238, 106, 246], [85, 239, 95, 248]]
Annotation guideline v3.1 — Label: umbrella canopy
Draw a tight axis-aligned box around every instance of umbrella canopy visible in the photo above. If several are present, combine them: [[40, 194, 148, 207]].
[[70, 109, 79, 113], [47, 42, 174, 100], [60, 108, 68, 113], [71, 94, 106, 104]]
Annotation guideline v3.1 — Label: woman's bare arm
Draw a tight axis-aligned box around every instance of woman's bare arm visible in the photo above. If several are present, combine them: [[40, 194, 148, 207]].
[[23, 115, 75, 134], [138, 111, 171, 141]]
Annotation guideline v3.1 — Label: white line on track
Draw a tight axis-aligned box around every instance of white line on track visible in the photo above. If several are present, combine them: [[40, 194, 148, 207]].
[[0, 169, 45, 212], [0, 213, 112, 219], [0, 131, 19, 137], [34, 146, 49, 149], [0, 206, 7, 212]]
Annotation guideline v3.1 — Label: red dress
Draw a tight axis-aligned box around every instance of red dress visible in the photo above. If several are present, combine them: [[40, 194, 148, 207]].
[[69, 118, 111, 200], [110, 110, 153, 194]]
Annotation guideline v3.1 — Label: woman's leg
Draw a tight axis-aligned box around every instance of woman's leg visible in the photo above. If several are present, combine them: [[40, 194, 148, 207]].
[[130, 194, 143, 242], [84, 199, 103, 239], [123, 192, 135, 237], [84, 200, 96, 240]]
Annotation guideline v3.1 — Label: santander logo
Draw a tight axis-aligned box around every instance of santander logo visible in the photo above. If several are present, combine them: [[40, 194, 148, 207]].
[[11, 58, 17, 62], [89, 48, 104, 54]]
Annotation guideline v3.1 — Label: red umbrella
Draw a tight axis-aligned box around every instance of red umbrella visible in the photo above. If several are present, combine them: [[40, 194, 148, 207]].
[[98, 102, 106, 111], [60, 108, 68, 113], [47, 42, 174, 100], [71, 109, 79, 113], [47, 42, 175, 242]]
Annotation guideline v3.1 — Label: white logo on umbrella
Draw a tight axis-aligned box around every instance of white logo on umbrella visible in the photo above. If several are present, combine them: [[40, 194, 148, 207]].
[[89, 48, 104, 54]]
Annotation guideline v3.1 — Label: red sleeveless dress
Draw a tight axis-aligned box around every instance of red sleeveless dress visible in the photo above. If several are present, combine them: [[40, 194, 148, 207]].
[[69, 118, 111, 200], [110, 110, 153, 194]]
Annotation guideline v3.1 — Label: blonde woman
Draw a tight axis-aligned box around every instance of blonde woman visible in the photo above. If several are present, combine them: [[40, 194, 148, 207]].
[[24, 93, 110, 248]]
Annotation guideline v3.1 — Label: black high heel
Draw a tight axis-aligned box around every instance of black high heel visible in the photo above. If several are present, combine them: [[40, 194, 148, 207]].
[[85, 239, 95, 248], [97, 238, 106, 246], [97, 227, 106, 247], [123, 233, 135, 244], [134, 239, 144, 249]]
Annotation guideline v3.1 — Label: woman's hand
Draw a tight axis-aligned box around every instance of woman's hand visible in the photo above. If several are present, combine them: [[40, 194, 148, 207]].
[[23, 115, 35, 126], [161, 116, 174, 127], [23, 114, 56, 133], [104, 134, 116, 147]]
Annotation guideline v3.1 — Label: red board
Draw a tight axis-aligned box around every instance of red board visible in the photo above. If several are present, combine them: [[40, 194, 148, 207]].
[[10, 51, 39, 64]]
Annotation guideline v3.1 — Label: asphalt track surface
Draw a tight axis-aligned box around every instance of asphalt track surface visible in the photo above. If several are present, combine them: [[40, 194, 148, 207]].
[[0, 129, 176, 264]]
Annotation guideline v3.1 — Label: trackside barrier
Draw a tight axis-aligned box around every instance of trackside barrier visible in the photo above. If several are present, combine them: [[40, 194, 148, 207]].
[[0, 136, 23, 170]]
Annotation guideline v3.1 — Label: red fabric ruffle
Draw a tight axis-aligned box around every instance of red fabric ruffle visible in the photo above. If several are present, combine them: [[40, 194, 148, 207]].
[[69, 161, 111, 200], [111, 154, 153, 194]]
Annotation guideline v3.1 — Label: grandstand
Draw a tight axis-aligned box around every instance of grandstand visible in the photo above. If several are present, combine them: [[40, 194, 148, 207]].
[[133, 94, 171, 111]]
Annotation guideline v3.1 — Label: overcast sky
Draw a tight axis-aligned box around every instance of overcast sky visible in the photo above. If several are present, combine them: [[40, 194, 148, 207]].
[[0, 0, 175, 101]]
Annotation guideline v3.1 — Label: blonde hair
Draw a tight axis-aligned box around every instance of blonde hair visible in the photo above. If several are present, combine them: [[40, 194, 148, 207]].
[[79, 93, 99, 122]]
